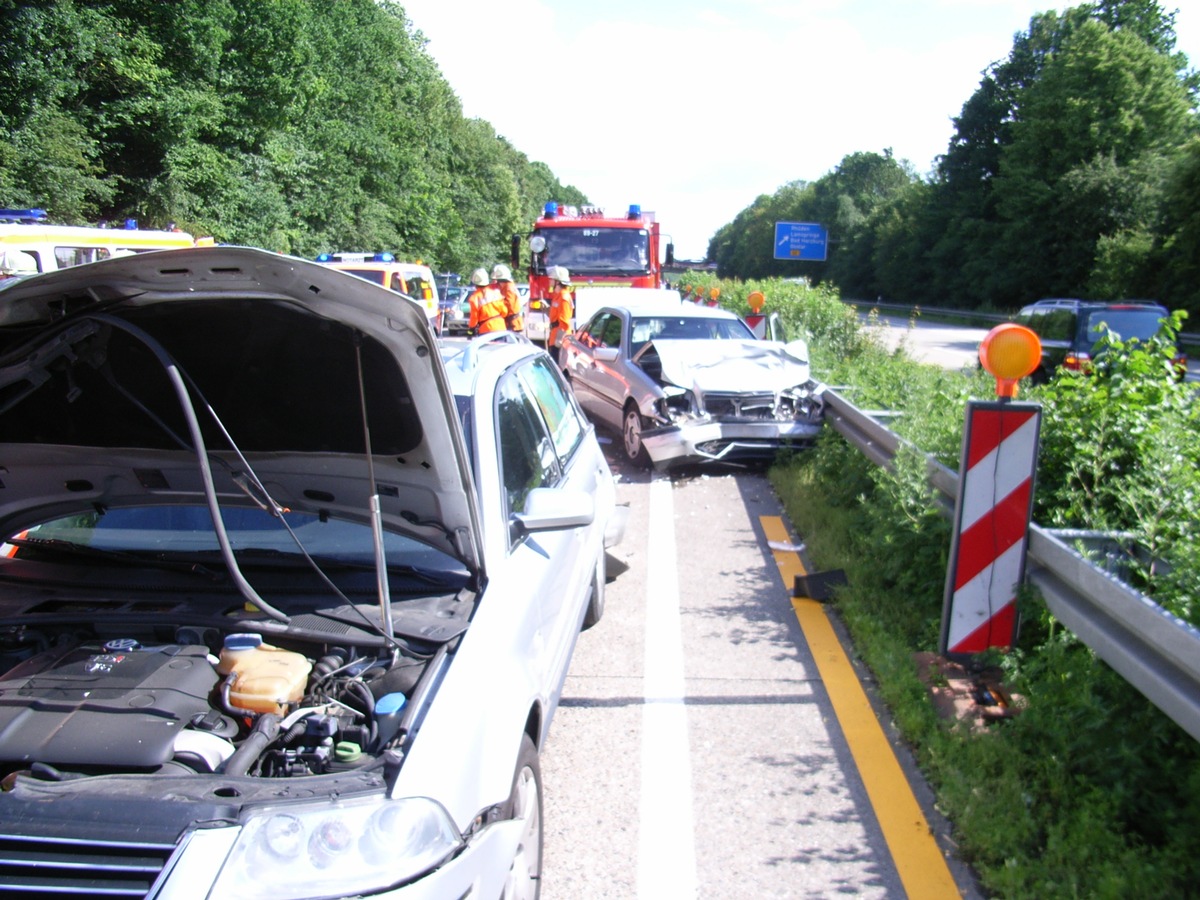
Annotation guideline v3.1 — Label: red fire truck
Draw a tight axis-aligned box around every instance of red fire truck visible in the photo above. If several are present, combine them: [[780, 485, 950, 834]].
[[512, 202, 674, 340]]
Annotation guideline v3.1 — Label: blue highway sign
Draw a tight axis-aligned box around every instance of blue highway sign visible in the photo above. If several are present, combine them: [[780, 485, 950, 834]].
[[774, 221, 828, 261]]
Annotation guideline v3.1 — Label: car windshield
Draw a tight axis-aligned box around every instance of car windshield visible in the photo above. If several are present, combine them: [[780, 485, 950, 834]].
[[1085, 308, 1165, 344], [538, 227, 649, 275], [5, 505, 466, 577], [631, 314, 755, 347]]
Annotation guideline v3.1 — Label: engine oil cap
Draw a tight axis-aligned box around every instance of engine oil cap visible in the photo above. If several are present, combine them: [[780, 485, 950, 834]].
[[335, 741, 362, 762]]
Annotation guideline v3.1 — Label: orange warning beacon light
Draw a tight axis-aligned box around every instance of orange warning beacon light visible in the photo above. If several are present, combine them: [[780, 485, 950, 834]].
[[979, 324, 1041, 399], [747, 290, 765, 313]]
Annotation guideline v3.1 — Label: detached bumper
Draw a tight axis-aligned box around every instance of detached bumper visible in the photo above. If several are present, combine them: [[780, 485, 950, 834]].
[[641, 419, 823, 469]]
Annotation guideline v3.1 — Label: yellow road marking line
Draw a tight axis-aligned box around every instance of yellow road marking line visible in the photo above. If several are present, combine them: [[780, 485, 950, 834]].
[[761, 516, 961, 899]]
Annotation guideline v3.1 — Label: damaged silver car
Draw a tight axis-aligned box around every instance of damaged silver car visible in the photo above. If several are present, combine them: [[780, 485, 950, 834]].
[[0, 247, 623, 898], [560, 302, 825, 469]]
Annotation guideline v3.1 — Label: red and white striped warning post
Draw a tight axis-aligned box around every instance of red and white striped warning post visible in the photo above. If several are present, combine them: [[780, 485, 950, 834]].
[[940, 322, 1044, 657], [939, 401, 1042, 655]]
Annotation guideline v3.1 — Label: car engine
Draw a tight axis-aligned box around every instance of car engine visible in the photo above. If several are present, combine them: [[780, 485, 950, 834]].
[[0, 625, 432, 784]]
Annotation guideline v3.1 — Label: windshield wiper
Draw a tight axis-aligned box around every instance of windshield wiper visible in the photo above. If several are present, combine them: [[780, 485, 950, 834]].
[[6, 536, 224, 580]]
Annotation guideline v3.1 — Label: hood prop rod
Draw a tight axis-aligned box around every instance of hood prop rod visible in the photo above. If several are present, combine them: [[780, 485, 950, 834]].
[[354, 335, 395, 645]]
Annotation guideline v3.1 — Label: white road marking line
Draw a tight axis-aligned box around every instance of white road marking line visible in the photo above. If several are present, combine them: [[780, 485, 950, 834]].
[[638, 476, 698, 898]]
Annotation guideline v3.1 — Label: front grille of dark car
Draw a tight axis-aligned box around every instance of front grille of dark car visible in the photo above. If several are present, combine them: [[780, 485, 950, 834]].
[[703, 392, 777, 420], [0, 832, 177, 898]]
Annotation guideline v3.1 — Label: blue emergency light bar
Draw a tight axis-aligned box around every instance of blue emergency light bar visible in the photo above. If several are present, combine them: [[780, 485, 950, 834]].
[[316, 251, 398, 263], [0, 208, 49, 223]]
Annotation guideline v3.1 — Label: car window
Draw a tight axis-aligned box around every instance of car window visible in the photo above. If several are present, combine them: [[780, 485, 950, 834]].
[[7, 505, 463, 573], [1037, 309, 1075, 342], [519, 356, 585, 465], [1084, 309, 1164, 344], [633, 315, 756, 344], [598, 315, 624, 350], [496, 365, 562, 519]]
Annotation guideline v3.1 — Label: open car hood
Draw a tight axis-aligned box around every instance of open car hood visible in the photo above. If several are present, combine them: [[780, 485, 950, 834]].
[[647, 338, 812, 393], [0, 246, 480, 566]]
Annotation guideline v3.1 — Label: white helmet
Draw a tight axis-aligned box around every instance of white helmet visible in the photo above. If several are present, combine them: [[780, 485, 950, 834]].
[[551, 265, 571, 285], [470, 267, 489, 286], [491, 264, 512, 282]]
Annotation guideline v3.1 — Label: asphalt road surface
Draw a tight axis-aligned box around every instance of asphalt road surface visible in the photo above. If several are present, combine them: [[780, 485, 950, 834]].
[[539, 440, 981, 899]]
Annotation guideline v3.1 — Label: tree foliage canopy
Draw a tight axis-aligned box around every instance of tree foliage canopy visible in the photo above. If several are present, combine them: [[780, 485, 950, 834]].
[[711, 0, 1200, 323], [0, 0, 585, 273]]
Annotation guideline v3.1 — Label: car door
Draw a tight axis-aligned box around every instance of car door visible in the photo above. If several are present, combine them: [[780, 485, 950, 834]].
[[496, 357, 598, 699], [565, 311, 628, 431]]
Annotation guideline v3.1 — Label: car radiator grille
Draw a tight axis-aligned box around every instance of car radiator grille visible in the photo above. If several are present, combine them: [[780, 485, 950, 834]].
[[703, 392, 778, 420], [0, 832, 177, 898]]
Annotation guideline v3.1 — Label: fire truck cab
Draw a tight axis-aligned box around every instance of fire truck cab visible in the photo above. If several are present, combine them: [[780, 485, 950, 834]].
[[512, 203, 673, 342]]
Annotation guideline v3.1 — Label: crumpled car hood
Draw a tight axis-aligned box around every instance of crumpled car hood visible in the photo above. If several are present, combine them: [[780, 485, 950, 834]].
[[0, 246, 480, 565], [646, 338, 812, 393]]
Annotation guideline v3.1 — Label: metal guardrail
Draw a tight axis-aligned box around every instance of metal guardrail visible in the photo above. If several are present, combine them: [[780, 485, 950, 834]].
[[822, 388, 1200, 742]]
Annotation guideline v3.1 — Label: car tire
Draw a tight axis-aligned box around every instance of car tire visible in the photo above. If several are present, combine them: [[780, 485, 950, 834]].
[[622, 403, 651, 468], [501, 733, 543, 900], [582, 553, 606, 630]]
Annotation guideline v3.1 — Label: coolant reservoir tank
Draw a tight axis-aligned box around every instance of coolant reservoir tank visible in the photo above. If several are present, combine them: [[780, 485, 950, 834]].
[[218, 633, 312, 715]]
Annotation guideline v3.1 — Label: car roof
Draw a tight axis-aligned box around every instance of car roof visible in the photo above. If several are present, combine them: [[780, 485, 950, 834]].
[[602, 302, 740, 320], [437, 333, 543, 396], [1026, 298, 1167, 311]]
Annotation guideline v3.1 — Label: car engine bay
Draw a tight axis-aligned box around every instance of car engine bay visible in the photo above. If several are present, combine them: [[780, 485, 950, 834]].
[[0, 596, 469, 790]]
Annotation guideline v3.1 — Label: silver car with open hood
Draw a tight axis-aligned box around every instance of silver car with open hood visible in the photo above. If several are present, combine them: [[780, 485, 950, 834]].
[[0, 247, 622, 899]]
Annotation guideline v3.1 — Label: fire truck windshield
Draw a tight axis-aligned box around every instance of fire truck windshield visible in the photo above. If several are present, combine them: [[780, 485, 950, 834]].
[[538, 227, 649, 275]]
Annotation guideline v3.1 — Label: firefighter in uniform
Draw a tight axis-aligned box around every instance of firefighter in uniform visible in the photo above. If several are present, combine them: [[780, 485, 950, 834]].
[[546, 265, 574, 364], [491, 264, 524, 333], [467, 268, 509, 335]]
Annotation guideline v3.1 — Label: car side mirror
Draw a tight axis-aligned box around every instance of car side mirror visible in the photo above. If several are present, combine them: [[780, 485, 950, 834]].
[[513, 487, 595, 533], [593, 347, 619, 362]]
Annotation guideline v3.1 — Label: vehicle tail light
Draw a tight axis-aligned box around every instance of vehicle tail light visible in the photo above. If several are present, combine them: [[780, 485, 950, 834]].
[[1063, 351, 1091, 372]]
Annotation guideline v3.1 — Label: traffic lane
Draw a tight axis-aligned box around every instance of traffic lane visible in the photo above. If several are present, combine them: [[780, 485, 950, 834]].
[[671, 470, 898, 896], [864, 314, 989, 371], [541, 456, 917, 898]]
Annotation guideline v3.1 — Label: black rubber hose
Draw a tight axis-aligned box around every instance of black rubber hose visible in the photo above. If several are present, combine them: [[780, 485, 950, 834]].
[[223, 713, 280, 777]]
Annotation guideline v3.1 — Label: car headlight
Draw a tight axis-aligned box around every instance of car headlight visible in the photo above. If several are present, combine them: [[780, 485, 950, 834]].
[[209, 795, 463, 899], [657, 387, 697, 422]]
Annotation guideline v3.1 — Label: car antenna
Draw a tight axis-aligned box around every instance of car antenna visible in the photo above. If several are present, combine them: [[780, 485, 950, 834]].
[[354, 333, 396, 647]]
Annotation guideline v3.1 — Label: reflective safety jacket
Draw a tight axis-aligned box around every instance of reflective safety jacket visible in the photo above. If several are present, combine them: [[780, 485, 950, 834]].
[[548, 287, 574, 349], [469, 286, 509, 334], [497, 281, 524, 332]]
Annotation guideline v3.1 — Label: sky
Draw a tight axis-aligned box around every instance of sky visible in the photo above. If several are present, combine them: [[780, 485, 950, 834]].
[[398, 0, 1200, 260]]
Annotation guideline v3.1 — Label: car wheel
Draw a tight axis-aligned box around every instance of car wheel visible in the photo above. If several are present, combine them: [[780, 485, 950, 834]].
[[582, 553, 606, 630], [622, 403, 651, 468], [501, 734, 542, 900]]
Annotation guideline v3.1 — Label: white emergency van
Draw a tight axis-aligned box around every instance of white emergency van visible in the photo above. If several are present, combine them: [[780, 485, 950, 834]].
[[0, 210, 203, 274]]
